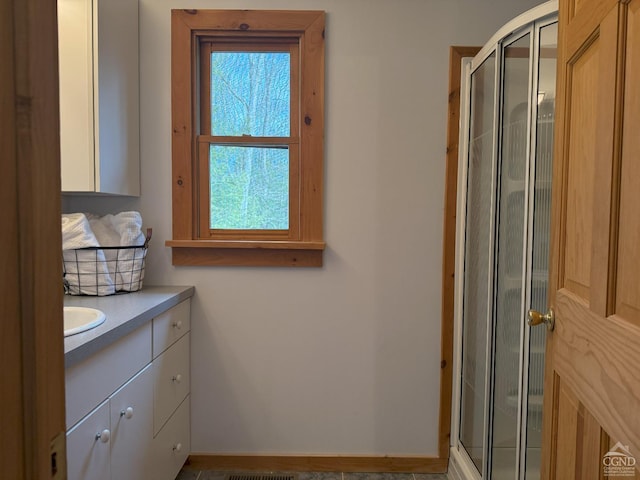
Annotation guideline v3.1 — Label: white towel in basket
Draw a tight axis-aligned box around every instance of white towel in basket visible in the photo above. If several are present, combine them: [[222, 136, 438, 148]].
[[62, 213, 99, 250], [87, 212, 146, 291], [62, 213, 115, 295]]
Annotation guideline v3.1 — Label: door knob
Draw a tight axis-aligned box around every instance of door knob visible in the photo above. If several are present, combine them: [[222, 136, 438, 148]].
[[527, 307, 555, 331]]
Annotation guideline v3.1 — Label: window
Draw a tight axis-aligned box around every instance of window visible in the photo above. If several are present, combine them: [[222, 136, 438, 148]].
[[167, 10, 325, 267]]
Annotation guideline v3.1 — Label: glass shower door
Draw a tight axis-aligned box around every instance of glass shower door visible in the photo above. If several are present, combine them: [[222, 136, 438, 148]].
[[490, 32, 531, 480], [459, 52, 497, 474], [522, 21, 557, 480], [456, 9, 558, 480]]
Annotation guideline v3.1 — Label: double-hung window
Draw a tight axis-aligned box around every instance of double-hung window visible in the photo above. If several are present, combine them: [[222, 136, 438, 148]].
[[168, 10, 325, 267]]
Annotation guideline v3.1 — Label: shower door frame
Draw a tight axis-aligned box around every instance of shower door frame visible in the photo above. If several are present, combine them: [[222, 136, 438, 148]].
[[450, 3, 558, 480], [518, 15, 558, 480]]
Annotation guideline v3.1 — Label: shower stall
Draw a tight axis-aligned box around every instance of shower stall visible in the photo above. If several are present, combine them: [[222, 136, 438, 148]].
[[451, 2, 558, 480]]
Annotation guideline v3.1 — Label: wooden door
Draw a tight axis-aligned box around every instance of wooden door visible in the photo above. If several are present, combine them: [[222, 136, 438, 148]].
[[1, 0, 66, 478], [541, 0, 640, 478]]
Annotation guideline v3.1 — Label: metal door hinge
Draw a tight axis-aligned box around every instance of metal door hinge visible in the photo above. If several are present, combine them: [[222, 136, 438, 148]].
[[50, 430, 67, 480]]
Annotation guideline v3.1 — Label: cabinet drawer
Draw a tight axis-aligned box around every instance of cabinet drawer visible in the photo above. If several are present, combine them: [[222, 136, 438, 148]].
[[66, 322, 151, 429], [151, 396, 190, 480], [152, 299, 190, 358], [66, 399, 111, 480], [153, 332, 190, 434]]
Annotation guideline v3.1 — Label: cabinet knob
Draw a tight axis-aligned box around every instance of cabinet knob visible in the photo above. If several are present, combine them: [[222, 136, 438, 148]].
[[173, 442, 182, 452], [96, 429, 110, 443], [172, 320, 183, 330], [120, 406, 134, 419], [172, 374, 182, 383]]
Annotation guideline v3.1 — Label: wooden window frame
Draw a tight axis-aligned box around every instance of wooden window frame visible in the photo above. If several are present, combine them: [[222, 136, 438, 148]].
[[198, 40, 300, 240], [167, 10, 325, 267]]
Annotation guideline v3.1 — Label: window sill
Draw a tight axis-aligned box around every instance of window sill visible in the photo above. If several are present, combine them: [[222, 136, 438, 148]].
[[165, 240, 326, 267]]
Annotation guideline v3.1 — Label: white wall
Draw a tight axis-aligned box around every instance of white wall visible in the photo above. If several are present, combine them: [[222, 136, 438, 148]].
[[65, 0, 543, 457]]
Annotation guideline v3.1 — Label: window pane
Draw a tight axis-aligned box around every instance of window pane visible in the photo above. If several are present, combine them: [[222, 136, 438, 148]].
[[210, 52, 290, 137], [210, 145, 289, 230]]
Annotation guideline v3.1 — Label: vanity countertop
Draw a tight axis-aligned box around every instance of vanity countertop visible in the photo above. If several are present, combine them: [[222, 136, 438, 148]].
[[64, 285, 194, 367]]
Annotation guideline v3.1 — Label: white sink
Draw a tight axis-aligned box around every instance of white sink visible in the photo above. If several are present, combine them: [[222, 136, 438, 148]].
[[64, 306, 106, 337]]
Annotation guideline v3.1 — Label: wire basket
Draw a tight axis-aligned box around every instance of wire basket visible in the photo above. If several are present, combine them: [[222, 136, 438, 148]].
[[63, 229, 152, 296]]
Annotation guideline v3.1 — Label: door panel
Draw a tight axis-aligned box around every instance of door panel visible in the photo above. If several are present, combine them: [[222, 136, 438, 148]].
[[553, 290, 640, 444], [552, 372, 640, 480], [554, 380, 578, 480], [554, 378, 604, 480], [543, 0, 640, 479], [616, 0, 640, 326], [562, 36, 598, 301]]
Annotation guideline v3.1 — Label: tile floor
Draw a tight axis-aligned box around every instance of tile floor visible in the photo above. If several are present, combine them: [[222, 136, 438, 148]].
[[175, 471, 448, 480]]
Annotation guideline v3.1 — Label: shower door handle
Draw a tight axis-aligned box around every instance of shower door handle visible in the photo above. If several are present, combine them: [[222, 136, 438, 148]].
[[527, 307, 555, 331]]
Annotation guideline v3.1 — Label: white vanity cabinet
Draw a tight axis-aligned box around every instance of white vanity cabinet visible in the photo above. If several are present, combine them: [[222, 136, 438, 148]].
[[57, 0, 139, 195], [65, 299, 191, 480], [67, 365, 153, 480]]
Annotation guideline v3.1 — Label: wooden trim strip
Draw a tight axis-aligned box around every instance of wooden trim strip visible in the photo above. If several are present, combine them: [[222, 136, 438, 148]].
[[171, 12, 196, 240], [299, 12, 325, 242], [199, 34, 301, 42], [185, 455, 448, 473], [439, 45, 481, 460], [166, 239, 326, 250], [173, 9, 324, 31], [197, 136, 299, 145], [171, 247, 323, 267]]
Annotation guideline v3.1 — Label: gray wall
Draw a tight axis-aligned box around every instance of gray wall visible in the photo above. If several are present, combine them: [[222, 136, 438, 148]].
[[65, 0, 544, 456]]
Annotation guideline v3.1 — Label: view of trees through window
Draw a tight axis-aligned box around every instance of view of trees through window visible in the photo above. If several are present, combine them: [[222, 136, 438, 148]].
[[208, 51, 291, 230]]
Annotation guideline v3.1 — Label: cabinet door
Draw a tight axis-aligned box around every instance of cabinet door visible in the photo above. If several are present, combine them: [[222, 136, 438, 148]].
[[110, 364, 154, 479], [66, 399, 111, 480], [57, 0, 95, 192], [57, 0, 140, 195], [93, 0, 140, 195]]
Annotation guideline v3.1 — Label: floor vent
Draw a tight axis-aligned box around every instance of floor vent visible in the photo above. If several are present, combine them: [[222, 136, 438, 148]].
[[226, 475, 298, 480]]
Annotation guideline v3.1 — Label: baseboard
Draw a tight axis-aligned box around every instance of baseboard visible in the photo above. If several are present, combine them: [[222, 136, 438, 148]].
[[185, 454, 448, 473]]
